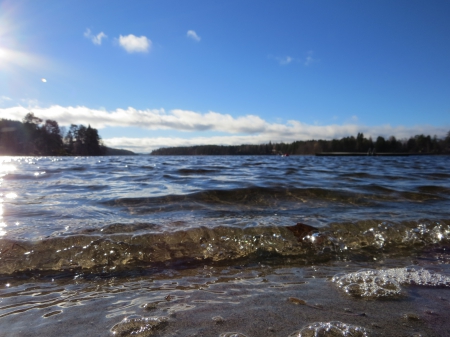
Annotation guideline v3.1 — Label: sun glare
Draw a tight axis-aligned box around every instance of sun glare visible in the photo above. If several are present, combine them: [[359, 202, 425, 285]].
[[0, 159, 17, 178], [0, 48, 12, 67], [0, 2, 47, 74]]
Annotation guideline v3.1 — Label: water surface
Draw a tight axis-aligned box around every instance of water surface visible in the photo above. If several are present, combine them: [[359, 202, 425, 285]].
[[0, 155, 449, 336]]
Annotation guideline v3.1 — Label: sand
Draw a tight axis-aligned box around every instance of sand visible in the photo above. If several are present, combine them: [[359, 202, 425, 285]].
[[1, 255, 450, 337]]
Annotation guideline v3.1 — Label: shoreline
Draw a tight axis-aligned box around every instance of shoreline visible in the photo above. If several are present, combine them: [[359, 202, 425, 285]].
[[1, 257, 449, 336]]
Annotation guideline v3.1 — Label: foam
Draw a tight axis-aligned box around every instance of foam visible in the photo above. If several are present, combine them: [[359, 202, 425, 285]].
[[332, 267, 450, 298], [110, 315, 168, 336], [288, 321, 369, 337]]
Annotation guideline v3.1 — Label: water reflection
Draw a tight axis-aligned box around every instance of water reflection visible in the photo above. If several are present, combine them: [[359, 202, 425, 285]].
[[0, 157, 17, 177], [0, 202, 6, 236], [0, 157, 17, 236]]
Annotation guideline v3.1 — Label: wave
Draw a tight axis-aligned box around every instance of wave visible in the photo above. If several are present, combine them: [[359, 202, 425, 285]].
[[0, 219, 448, 275], [177, 168, 219, 175], [101, 186, 446, 212]]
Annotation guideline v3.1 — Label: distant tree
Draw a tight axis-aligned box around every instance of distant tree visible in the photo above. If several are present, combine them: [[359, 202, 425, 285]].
[[445, 131, 450, 153], [0, 114, 105, 156], [84, 125, 103, 155], [42, 119, 64, 155], [375, 136, 386, 152], [23, 112, 43, 125], [64, 124, 78, 154], [387, 136, 401, 152], [356, 132, 364, 151]]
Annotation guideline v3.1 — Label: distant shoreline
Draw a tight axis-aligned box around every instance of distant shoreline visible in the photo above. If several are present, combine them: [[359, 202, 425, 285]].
[[150, 133, 450, 156], [146, 153, 448, 156], [316, 152, 411, 156]]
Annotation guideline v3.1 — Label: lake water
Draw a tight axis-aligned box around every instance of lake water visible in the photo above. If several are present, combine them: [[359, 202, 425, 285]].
[[0, 155, 449, 336]]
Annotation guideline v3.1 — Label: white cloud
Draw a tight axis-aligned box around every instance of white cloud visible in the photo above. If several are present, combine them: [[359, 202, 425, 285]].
[[187, 30, 201, 42], [1, 105, 447, 153], [84, 28, 107, 45], [0, 96, 12, 102], [0, 105, 267, 133], [118, 34, 151, 53]]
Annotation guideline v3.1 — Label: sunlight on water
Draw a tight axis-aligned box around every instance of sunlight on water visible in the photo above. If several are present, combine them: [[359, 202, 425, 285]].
[[0, 203, 6, 236], [0, 157, 19, 236], [4, 192, 17, 199], [0, 157, 16, 178]]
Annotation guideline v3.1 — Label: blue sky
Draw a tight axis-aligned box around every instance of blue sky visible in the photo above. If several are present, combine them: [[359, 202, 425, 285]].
[[1, 0, 449, 152]]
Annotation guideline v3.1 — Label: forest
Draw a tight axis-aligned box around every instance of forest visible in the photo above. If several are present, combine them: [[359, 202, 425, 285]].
[[0, 113, 133, 156], [150, 132, 450, 155]]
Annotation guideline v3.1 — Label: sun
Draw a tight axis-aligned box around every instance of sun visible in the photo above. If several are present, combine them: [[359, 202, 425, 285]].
[[0, 1, 44, 72], [0, 48, 11, 71]]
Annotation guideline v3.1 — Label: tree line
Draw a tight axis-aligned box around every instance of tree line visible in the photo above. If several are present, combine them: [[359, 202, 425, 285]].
[[0, 113, 104, 156], [150, 132, 450, 155]]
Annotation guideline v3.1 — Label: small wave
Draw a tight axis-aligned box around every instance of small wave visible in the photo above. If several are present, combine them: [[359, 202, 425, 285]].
[[285, 168, 298, 175], [340, 172, 377, 179], [67, 166, 87, 171], [417, 185, 450, 194], [102, 186, 390, 211], [80, 222, 162, 234], [0, 220, 448, 275], [177, 168, 218, 175], [424, 172, 450, 179], [3, 172, 50, 180]]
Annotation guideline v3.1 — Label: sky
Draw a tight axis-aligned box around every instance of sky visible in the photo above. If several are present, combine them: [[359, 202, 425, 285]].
[[0, 0, 449, 153]]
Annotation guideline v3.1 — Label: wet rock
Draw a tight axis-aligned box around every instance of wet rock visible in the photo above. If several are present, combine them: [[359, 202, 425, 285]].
[[286, 223, 318, 241], [403, 313, 420, 321], [111, 315, 168, 336], [142, 302, 158, 311]]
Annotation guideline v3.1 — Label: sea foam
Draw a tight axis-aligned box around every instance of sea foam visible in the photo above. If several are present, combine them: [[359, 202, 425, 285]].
[[332, 266, 450, 298]]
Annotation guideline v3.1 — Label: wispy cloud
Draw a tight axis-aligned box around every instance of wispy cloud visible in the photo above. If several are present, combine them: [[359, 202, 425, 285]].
[[268, 55, 296, 65], [270, 51, 318, 66], [187, 30, 201, 42], [1, 105, 447, 153], [278, 56, 293, 65], [0, 96, 12, 102], [304, 50, 317, 66], [118, 34, 151, 53], [84, 28, 107, 45]]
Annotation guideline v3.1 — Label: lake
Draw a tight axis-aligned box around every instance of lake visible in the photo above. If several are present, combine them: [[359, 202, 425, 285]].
[[0, 155, 449, 336]]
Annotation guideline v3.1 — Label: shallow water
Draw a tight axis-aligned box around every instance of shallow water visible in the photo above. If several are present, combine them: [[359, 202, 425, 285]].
[[0, 155, 449, 336]]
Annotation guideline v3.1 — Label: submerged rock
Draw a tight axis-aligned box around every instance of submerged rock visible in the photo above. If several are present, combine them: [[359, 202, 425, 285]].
[[288, 321, 369, 337], [110, 315, 168, 336], [332, 267, 450, 298]]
